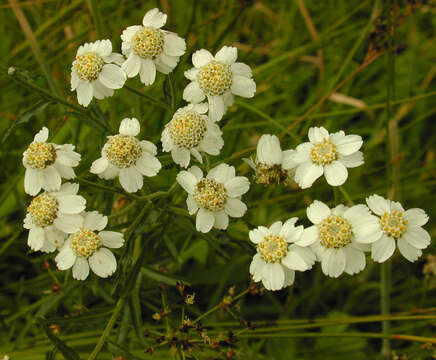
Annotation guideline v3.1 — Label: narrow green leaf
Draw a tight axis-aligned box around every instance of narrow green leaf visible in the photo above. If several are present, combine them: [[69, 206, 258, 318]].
[[38, 319, 80, 360]]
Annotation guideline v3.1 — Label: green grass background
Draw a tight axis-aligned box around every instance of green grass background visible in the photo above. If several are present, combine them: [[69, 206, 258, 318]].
[[0, 0, 435, 359]]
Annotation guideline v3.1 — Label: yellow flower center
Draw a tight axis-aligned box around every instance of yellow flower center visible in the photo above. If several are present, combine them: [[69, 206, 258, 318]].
[[168, 109, 207, 149], [319, 215, 353, 249], [254, 162, 288, 185], [71, 228, 103, 257], [132, 27, 164, 59], [73, 52, 104, 81], [194, 178, 227, 212], [257, 234, 287, 263], [310, 139, 338, 166], [380, 210, 408, 239], [27, 193, 59, 227], [104, 134, 142, 168], [197, 60, 233, 96], [24, 142, 57, 169]]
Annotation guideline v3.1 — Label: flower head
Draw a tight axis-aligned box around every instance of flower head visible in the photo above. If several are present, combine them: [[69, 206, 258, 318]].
[[249, 219, 316, 291], [161, 103, 224, 167], [71, 40, 126, 107], [300, 200, 382, 278], [55, 211, 124, 280], [23, 127, 81, 196], [23, 183, 86, 253], [176, 164, 250, 233], [91, 118, 161, 193], [183, 46, 256, 121], [121, 8, 186, 85], [284, 127, 364, 189], [366, 194, 430, 263]]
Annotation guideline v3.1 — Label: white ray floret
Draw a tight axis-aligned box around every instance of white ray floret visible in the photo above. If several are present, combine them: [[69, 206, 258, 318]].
[[23, 183, 86, 253], [121, 8, 186, 86], [90, 118, 161, 193], [366, 194, 430, 263], [55, 211, 124, 280], [176, 164, 250, 233], [183, 46, 256, 122], [23, 127, 81, 196], [71, 39, 126, 107], [161, 103, 224, 168], [249, 219, 316, 291], [284, 127, 364, 189], [300, 200, 382, 278]]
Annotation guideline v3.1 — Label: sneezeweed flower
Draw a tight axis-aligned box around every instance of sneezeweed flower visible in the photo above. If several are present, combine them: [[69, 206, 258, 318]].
[[161, 103, 224, 167], [244, 134, 293, 185], [366, 194, 430, 262], [288, 127, 364, 189], [183, 46, 256, 122], [249, 219, 316, 291], [55, 211, 124, 280], [71, 39, 126, 107], [23, 183, 86, 253], [176, 164, 250, 233], [301, 200, 382, 278], [23, 127, 81, 196], [121, 8, 186, 85], [91, 118, 161, 193]]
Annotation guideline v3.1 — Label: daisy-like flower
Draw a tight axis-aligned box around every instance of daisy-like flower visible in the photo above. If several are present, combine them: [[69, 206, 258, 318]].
[[55, 211, 124, 280], [121, 8, 186, 85], [23, 183, 86, 253], [366, 194, 430, 263], [244, 134, 293, 185], [183, 46, 256, 122], [161, 103, 224, 168], [71, 39, 126, 107], [287, 127, 364, 189], [249, 219, 316, 291], [300, 200, 382, 278], [176, 164, 250, 233], [90, 118, 161, 193], [23, 127, 81, 196]]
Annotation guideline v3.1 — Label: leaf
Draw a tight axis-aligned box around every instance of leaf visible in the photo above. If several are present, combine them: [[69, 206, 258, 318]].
[[141, 266, 190, 286], [38, 319, 80, 360], [106, 340, 146, 360]]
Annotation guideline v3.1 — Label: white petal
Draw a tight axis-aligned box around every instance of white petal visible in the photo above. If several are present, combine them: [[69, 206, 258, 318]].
[[119, 118, 140, 136], [321, 248, 346, 278], [262, 262, 285, 291], [53, 163, 75, 180], [83, 211, 107, 231], [163, 33, 186, 56], [176, 171, 197, 194], [192, 49, 213, 68], [34, 127, 49, 142], [121, 25, 142, 42], [366, 194, 390, 216], [135, 153, 161, 176], [282, 244, 315, 271], [93, 39, 112, 57], [333, 133, 363, 155], [256, 134, 282, 165], [283, 267, 296, 287], [54, 214, 83, 233], [28, 227, 45, 251], [196, 208, 214, 233], [188, 166, 203, 181], [71, 70, 79, 90], [338, 152, 364, 168], [224, 176, 250, 197], [183, 81, 205, 103], [122, 53, 141, 77], [249, 253, 266, 279], [308, 127, 329, 143], [119, 167, 143, 193], [187, 194, 199, 215], [172, 148, 191, 168], [268, 221, 282, 235], [184, 67, 199, 81], [398, 236, 422, 262], [343, 245, 366, 275], [57, 195, 86, 214], [40, 167, 61, 192], [103, 52, 125, 65], [55, 246, 76, 270], [249, 228, 265, 244], [403, 208, 429, 227], [371, 235, 396, 263], [213, 211, 229, 230], [190, 148, 203, 163], [100, 231, 124, 248], [44, 227, 66, 249], [208, 95, 225, 122], [76, 81, 94, 107], [224, 198, 247, 218], [72, 257, 90, 280], [139, 58, 156, 85], [90, 158, 109, 175], [56, 149, 81, 167], [153, 56, 172, 74], [231, 62, 252, 77], [324, 161, 348, 186], [215, 46, 237, 64], [403, 227, 431, 249], [294, 161, 323, 189], [24, 168, 42, 196], [296, 225, 318, 246], [23, 213, 34, 229], [161, 127, 173, 152], [100, 163, 119, 180], [141, 140, 158, 156], [89, 248, 117, 278], [231, 75, 256, 98], [142, 8, 167, 28], [207, 163, 235, 184], [98, 64, 126, 89], [292, 142, 312, 164], [307, 200, 331, 224]]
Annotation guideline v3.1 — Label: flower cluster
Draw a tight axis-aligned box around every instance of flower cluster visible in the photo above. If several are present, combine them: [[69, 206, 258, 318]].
[[22, 8, 431, 291]]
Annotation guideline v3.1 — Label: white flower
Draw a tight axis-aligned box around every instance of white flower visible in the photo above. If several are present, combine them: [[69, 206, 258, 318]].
[[183, 46, 256, 122], [161, 103, 224, 168], [90, 118, 161, 193], [176, 164, 250, 233], [23, 183, 86, 253], [366, 194, 430, 263], [245, 134, 293, 184], [121, 8, 186, 85], [55, 211, 124, 280], [23, 127, 81, 196], [249, 219, 316, 291], [301, 200, 382, 278], [285, 127, 364, 189], [71, 39, 126, 107]]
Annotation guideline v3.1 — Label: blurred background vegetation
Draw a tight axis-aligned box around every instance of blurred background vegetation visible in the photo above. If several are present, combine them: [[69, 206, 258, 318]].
[[0, 0, 435, 359]]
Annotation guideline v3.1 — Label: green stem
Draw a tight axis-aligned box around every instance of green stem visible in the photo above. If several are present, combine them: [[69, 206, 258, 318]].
[[338, 186, 354, 205], [76, 177, 140, 200], [124, 85, 170, 110], [87, 0, 103, 38]]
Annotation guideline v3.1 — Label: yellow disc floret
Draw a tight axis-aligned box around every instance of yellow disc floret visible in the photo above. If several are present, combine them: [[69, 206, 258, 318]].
[[257, 234, 287, 263], [310, 139, 338, 166], [27, 193, 59, 227], [24, 142, 57, 169], [132, 27, 164, 59], [194, 178, 227, 212], [197, 60, 232, 96], [319, 215, 353, 249], [71, 228, 103, 257], [380, 210, 408, 239], [74, 52, 104, 82], [103, 134, 142, 168], [168, 109, 207, 149]]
